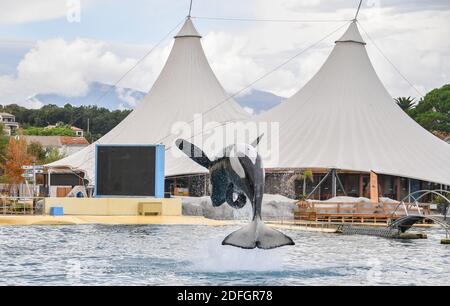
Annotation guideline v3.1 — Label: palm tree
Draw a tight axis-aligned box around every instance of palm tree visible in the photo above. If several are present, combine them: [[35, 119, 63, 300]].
[[289, 169, 314, 200], [394, 96, 415, 112]]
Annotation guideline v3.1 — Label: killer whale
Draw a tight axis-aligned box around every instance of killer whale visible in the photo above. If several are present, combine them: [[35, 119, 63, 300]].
[[176, 136, 294, 249]]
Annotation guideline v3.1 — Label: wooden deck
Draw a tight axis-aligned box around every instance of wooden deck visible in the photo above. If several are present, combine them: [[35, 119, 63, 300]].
[[294, 201, 429, 225]]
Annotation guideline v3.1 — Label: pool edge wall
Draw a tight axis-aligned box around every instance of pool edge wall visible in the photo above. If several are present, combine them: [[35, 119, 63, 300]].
[[43, 197, 182, 216]]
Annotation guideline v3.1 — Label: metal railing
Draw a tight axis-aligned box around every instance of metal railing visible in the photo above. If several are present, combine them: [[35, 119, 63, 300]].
[[391, 190, 450, 219], [0, 196, 46, 215]]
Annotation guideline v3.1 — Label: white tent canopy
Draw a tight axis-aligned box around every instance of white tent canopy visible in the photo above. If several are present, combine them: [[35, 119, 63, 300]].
[[49, 18, 249, 182], [256, 21, 450, 185]]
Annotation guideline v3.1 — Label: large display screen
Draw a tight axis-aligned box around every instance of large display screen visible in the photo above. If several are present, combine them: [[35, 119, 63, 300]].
[[95, 145, 162, 197]]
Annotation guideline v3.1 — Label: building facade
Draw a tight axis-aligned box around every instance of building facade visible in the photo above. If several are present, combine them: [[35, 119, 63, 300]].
[[23, 135, 89, 156], [0, 112, 19, 136]]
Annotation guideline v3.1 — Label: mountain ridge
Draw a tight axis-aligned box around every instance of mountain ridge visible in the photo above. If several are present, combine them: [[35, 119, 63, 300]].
[[32, 82, 284, 114]]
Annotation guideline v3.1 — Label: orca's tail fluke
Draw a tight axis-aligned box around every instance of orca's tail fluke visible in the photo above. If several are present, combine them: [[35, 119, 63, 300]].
[[222, 219, 294, 249]]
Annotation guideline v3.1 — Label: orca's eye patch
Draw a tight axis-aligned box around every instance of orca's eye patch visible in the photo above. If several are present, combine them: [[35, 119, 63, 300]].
[[209, 168, 229, 207]]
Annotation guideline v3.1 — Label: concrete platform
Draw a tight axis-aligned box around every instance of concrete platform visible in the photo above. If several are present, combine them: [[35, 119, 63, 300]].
[[0, 215, 234, 226], [44, 197, 182, 216]]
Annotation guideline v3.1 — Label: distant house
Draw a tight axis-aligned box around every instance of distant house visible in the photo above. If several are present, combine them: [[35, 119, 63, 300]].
[[71, 126, 84, 137], [45, 124, 84, 137], [0, 112, 19, 136], [22, 135, 89, 156]]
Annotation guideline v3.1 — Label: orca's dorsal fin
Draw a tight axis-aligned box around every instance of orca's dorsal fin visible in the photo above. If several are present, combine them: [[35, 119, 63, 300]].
[[175, 139, 212, 169], [251, 134, 264, 147]]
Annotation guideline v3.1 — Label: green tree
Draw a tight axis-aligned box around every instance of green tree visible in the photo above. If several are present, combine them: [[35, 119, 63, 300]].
[[23, 125, 76, 136], [289, 169, 314, 200], [1, 137, 32, 192], [0, 124, 9, 164], [27, 142, 47, 164], [0, 103, 131, 140], [412, 84, 450, 133], [44, 147, 66, 163], [394, 96, 415, 114]]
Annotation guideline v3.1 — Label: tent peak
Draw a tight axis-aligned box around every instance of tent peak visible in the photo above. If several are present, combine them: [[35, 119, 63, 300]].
[[335, 21, 366, 45], [174, 17, 202, 39]]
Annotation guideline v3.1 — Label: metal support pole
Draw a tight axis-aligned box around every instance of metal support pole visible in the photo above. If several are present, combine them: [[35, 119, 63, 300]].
[[32, 163, 36, 198], [331, 169, 337, 198], [188, 0, 193, 17], [354, 0, 363, 21], [407, 178, 411, 203], [307, 170, 331, 199], [336, 172, 347, 196], [48, 170, 51, 197]]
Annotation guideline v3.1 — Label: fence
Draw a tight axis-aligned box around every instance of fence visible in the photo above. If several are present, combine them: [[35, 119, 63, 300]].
[[0, 183, 37, 198], [294, 201, 429, 224], [0, 196, 46, 215]]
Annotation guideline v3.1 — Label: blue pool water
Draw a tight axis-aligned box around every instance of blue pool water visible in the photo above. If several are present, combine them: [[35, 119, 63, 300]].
[[0, 224, 448, 285]]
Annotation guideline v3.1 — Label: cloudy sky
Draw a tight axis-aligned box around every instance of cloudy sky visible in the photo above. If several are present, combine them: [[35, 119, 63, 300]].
[[0, 0, 449, 108]]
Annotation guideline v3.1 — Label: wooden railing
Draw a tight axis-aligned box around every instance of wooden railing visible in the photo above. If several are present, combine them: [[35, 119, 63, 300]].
[[294, 201, 427, 224]]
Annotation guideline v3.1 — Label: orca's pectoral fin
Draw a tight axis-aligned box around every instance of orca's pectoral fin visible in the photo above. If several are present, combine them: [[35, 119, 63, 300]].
[[250, 133, 264, 147], [175, 139, 212, 169]]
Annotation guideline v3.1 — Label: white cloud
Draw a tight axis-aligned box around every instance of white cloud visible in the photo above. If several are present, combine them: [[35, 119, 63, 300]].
[[0, 0, 102, 24], [203, 32, 264, 94], [0, 73, 44, 109], [0, 0, 71, 24], [0, 1, 449, 108], [359, 8, 450, 97], [201, 0, 450, 98], [243, 106, 254, 115], [0, 38, 171, 106], [24, 96, 44, 109], [116, 87, 139, 109]]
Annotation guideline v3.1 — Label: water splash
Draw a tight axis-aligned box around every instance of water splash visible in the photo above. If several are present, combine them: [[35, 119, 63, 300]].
[[187, 235, 286, 272], [232, 200, 252, 220]]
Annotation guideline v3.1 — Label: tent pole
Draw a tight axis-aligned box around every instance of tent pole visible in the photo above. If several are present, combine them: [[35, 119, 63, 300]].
[[188, 0, 193, 17], [354, 0, 363, 21]]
